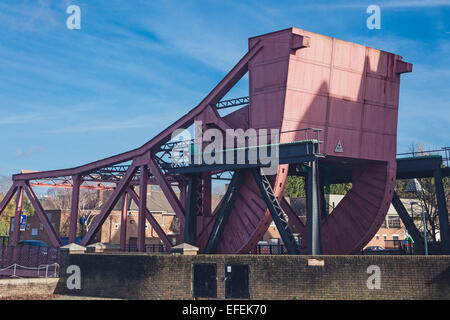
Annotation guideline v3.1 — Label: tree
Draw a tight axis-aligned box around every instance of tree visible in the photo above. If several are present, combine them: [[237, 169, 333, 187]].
[[0, 196, 35, 236], [284, 176, 305, 198], [45, 188, 104, 238], [283, 175, 352, 198], [395, 142, 450, 242], [0, 177, 35, 237]]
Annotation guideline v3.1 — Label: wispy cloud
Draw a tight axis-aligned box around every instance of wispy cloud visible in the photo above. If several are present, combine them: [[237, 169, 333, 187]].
[[46, 114, 177, 134], [296, 0, 450, 9], [15, 146, 43, 158], [138, 2, 245, 73], [0, 113, 46, 125]]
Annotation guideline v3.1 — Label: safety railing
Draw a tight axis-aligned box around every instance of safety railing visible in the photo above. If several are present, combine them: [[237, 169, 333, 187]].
[[0, 244, 60, 269], [0, 263, 59, 278], [122, 244, 166, 253], [397, 147, 449, 167]]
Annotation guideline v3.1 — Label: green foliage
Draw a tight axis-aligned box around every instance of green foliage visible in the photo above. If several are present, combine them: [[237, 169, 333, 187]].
[[329, 183, 352, 195], [283, 176, 352, 198], [284, 176, 305, 198], [0, 193, 35, 237]]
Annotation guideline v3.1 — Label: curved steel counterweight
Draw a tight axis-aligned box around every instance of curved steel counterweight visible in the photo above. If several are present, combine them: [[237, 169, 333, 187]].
[[0, 28, 414, 254]]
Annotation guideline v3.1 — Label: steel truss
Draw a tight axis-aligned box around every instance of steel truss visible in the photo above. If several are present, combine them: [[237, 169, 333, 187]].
[[0, 40, 268, 253]]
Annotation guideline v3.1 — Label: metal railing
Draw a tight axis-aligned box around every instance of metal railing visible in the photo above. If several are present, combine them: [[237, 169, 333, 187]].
[[255, 243, 305, 255], [0, 244, 60, 278], [122, 244, 165, 253], [397, 147, 449, 167]]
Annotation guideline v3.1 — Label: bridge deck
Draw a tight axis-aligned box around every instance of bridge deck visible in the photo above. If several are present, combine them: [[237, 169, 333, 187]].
[[166, 140, 321, 174]]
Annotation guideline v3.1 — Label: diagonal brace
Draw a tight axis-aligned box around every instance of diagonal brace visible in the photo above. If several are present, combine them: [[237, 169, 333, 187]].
[[251, 168, 300, 254], [204, 170, 245, 254], [127, 187, 173, 252], [80, 164, 138, 246]]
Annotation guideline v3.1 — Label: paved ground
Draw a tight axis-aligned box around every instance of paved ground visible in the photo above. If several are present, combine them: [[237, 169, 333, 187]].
[[1, 294, 121, 300]]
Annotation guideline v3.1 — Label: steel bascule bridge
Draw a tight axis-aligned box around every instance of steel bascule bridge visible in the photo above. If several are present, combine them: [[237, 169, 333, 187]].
[[1, 28, 449, 255]]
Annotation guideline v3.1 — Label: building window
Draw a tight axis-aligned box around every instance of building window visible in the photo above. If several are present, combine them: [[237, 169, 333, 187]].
[[383, 234, 387, 241], [161, 215, 165, 226], [114, 223, 119, 230], [145, 223, 149, 230], [388, 217, 401, 229], [39, 224, 43, 230], [269, 238, 280, 245], [375, 234, 380, 240], [47, 213, 52, 221], [381, 219, 387, 228]]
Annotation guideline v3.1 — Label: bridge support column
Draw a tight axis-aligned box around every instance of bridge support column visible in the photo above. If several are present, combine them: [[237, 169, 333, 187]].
[[12, 186, 24, 261], [184, 174, 199, 246], [69, 175, 81, 244], [434, 169, 450, 254], [202, 173, 212, 216], [179, 180, 187, 210], [307, 159, 322, 255], [138, 165, 148, 252], [120, 191, 129, 251]]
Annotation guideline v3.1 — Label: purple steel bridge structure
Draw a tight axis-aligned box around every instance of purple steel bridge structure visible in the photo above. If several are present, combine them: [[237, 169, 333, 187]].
[[1, 28, 449, 255]]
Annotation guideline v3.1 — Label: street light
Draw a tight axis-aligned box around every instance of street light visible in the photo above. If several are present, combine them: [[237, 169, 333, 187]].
[[405, 179, 428, 255]]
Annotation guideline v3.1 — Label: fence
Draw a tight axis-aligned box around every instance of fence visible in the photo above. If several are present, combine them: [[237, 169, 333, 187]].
[[0, 244, 60, 278], [255, 244, 307, 254], [397, 146, 449, 167], [122, 244, 165, 253]]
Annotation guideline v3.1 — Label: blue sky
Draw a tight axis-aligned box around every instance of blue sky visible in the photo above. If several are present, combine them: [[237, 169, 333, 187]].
[[0, 0, 449, 177]]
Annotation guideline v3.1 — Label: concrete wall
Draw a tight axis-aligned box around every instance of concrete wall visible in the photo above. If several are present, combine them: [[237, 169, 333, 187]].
[[57, 253, 450, 300], [0, 278, 59, 298]]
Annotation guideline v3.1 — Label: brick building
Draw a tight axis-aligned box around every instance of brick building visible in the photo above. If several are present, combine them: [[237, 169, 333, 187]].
[[259, 194, 414, 250]]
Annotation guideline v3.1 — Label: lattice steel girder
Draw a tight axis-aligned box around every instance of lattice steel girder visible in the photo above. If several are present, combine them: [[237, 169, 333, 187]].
[[215, 96, 249, 109]]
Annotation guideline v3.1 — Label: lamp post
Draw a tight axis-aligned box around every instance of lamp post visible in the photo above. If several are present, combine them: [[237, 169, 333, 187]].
[[405, 179, 429, 255], [421, 206, 429, 256], [410, 200, 428, 255]]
